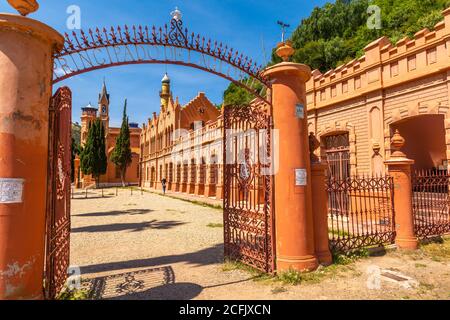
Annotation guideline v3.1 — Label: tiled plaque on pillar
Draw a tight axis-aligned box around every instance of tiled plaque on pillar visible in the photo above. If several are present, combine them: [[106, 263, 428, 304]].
[[0, 178, 25, 204]]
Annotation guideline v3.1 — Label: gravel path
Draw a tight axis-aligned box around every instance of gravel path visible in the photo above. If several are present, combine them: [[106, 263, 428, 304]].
[[70, 191, 450, 300]]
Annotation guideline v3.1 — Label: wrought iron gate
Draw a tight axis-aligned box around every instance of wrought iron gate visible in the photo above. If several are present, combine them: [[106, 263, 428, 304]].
[[223, 104, 275, 273], [44, 87, 72, 299]]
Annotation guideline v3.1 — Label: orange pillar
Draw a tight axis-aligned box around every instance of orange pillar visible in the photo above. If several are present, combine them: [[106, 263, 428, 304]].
[[0, 14, 64, 299], [311, 163, 333, 265], [264, 43, 318, 272], [385, 130, 419, 250], [74, 157, 81, 189]]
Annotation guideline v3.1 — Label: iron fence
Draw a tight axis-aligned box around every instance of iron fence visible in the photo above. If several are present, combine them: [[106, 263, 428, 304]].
[[412, 169, 450, 239], [326, 175, 396, 253]]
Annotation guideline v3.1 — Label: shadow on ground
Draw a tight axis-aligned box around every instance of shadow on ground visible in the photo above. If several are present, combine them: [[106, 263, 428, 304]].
[[81, 244, 224, 275], [75, 209, 154, 217], [71, 220, 186, 233], [83, 262, 254, 300]]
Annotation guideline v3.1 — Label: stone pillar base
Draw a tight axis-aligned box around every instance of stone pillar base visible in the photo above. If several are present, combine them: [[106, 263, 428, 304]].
[[311, 163, 333, 266], [277, 255, 319, 273], [396, 237, 419, 250], [316, 250, 333, 266]]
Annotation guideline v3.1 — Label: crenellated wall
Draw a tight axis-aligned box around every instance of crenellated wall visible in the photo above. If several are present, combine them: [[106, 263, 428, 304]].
[[307, 7, 450, 175]]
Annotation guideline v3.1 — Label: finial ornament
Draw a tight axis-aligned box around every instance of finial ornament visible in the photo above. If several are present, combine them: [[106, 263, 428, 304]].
[[390, 129, 406, 158], [171, 7, 182, 21], [276, 40, 295, 62], [7, 0, 39, 16]]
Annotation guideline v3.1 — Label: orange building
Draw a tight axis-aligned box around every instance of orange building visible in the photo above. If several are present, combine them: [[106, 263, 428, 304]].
[[79, 82, 141, 187], [307, 8, 450, 179], [139, 8, 450, 200], [140, 73, 223, 197]]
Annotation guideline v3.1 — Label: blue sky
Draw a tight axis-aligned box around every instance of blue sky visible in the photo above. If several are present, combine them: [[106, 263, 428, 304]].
[[0, 0, 330, 127]]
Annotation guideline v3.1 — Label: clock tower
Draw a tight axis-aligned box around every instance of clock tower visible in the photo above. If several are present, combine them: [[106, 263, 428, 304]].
[[98, 80, 110, 132]]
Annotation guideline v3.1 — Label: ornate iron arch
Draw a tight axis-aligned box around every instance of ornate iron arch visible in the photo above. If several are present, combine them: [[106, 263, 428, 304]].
[[53, 17, 272, 105]]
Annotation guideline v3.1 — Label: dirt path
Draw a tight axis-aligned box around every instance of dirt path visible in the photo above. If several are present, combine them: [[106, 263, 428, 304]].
[[70, 191, 450, 300]]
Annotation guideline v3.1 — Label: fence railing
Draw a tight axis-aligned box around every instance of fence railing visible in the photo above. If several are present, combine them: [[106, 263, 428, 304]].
[[412, 169, 450, 239], [326, 175, 396, 253]]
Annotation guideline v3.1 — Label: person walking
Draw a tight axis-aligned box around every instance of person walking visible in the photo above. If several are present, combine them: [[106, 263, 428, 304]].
[[161, 177, 167, 195]]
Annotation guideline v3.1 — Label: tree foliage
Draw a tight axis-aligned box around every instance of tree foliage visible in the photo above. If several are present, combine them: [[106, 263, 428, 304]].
[[223, 81, 263, 106], [223, 0, 450, 104], [287, 0, 450, 72], [80, 119, 107, 187], [111, 99, 132, 187]]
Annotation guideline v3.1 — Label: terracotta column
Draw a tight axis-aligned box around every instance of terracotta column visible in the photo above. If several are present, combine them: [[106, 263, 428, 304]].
[[385, 130, 419, 250], [204, 164, 211, 197], [263, 42, 318, 272], [0, 13, 64, 299], [311, 163, 333, 265], [216, 165, 224, 200], [74, 157, 81, 189], [194, 163, 201, 195]]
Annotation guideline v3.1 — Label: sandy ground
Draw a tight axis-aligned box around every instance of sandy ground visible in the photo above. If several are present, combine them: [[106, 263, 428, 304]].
[[70, 190, 450, 300]]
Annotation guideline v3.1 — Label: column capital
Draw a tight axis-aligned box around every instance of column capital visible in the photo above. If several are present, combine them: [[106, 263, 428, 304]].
[[263, 62, 311, 83]]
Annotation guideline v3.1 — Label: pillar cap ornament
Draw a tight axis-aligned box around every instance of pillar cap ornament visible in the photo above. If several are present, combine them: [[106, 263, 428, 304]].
[[390, 130, 406, 158], [7, 0, 39, 16], [276, 40, 295, 62]]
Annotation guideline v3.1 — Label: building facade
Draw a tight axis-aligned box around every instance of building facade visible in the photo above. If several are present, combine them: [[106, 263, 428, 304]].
[[139, 74, 223, 198], [79, 82, 142, 187], [138, 8, 450, 199], [307, 8, 450, 179]]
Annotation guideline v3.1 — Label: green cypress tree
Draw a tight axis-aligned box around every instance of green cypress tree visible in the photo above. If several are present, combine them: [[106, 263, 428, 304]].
[[80, 119, 107, 187], [111, 99, 132, 187]]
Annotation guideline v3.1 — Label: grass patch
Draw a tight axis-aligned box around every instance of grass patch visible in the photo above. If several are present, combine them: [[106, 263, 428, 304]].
[[271, 287, 288, 294], [418, 282, 435, 294], [420, 237, 450, 261], [166, 209, 186, 214], [222, 250, 370, 287], [57, 287, 89, 300], [332, 248, 369, 265], [207, 223, 223, 228], [415, 263, 427, 268], [329, 229, 352, 238], [394, 236, 450, 262], [222, 259, 272, 282]]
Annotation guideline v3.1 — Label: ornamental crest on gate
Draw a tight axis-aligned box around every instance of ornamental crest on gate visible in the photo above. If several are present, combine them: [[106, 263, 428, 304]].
[[56, 143, 66, 200], [238, 148, 253, 190]]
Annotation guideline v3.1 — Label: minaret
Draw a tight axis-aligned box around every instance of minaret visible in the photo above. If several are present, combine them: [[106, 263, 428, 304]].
[[160, 73, 171, 112], [98, 79, 110, 133]]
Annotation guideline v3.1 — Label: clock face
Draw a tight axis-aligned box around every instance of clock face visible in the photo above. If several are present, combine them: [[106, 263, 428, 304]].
[[102, 105, 107, 114]]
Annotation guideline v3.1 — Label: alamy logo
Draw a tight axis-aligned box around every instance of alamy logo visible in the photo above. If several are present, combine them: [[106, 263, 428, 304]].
[[66, 5, 81, 30], [66, 266, 82, 290], [366, 265, 382, 290], [367, 5, 382, 30]]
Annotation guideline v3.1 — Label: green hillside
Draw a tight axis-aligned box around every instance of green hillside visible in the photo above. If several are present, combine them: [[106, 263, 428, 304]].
[[223, 0, 450, 105]]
